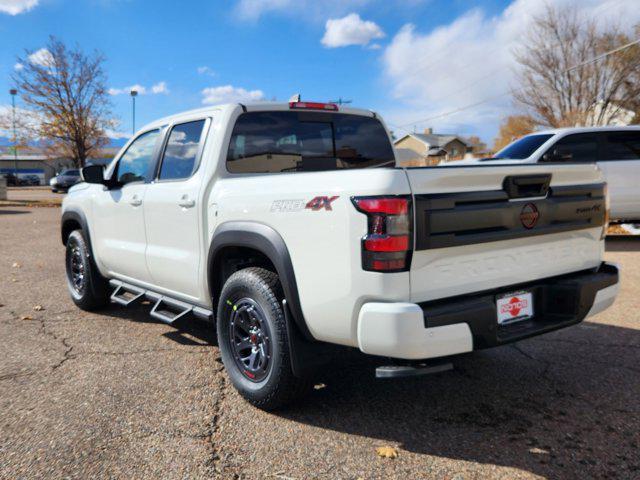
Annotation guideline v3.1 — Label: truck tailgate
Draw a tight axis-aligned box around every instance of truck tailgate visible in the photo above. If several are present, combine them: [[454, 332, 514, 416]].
[[405, 164, 607, 303]]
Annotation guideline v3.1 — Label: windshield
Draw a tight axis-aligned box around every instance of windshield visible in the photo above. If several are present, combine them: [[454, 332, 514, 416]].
[[62, 169, 80, 176], [490, 134, 553, 160], [227, 111, 395, 173]]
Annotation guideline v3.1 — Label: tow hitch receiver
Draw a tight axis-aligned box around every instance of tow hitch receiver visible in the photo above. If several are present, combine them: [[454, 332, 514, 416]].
[[376, 360, 453, 379]]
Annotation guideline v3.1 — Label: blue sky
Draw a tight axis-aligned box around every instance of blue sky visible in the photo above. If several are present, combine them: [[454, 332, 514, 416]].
[[0, 0, 636, 144]]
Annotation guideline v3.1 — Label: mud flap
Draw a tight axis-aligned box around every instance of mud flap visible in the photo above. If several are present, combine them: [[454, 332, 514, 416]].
[[282, 299, 335, 378]]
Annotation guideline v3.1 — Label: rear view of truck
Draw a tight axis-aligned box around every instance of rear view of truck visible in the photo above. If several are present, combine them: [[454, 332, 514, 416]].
[[194, 101, 620, 408], [357, 162, 619, 360]]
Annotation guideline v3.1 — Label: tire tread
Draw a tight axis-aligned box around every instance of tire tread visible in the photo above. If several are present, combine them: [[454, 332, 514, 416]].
[[217, 267, 311, 410]]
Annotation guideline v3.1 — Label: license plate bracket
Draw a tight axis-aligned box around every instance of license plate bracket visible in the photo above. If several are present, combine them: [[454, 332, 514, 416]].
[[496, 290, 534, 325]]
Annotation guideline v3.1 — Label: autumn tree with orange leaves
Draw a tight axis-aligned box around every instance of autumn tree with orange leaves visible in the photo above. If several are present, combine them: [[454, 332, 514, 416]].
[[12, 36, 114, 167]]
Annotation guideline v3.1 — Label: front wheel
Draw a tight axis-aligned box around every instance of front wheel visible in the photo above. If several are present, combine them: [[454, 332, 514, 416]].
[[65, 230, 110, 311], [216, 267, 311, 410]]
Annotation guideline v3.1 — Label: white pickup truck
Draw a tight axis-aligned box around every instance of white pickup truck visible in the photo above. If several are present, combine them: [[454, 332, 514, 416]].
[[463, 126, 640, 222], [61, 101, 619, 409]]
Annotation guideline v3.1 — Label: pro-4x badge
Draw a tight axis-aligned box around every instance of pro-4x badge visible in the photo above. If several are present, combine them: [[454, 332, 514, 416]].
[[306, 196, 339, 211]]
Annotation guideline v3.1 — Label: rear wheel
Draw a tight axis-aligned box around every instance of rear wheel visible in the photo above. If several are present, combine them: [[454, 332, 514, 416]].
[[216, 267, 311, 410], [65, 229, 110, 311]]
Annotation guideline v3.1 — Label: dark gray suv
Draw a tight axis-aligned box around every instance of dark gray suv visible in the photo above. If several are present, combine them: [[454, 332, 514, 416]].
[[50, 169, 81, 192]]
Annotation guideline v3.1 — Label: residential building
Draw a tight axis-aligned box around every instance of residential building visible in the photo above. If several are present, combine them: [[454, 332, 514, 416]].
[[394, 128, 471, 166]]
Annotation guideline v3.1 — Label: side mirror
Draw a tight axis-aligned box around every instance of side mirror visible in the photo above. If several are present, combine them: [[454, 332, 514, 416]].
[[81, 164, 105, 184]]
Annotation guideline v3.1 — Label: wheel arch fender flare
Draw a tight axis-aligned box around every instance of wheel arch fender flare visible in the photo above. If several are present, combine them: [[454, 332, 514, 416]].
[[207, 221, 314, 341], [61, 208, 91, 249]]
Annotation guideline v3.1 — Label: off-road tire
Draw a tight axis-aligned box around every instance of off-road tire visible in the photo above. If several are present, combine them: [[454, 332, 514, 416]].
[[65, 229, 110, 311], [216, 267, 311, 410]]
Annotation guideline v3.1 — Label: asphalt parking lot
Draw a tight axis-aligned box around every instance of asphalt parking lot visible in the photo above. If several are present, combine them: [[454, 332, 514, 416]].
[[1, 206, 639, 479], [5, 186, 63, 203]]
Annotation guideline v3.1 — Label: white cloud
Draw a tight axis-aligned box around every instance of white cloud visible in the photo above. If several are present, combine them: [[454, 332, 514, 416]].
[[201, 85, 264, 105], [0, 104, 42, 138], [151, 81, 168, 94], [104, 128, 131, 140], [321, 13, 384, 48], [381, 0, 640, 139], [108, 82, 168, 96], [14, 62, 24, 71], [28, 48, 54, 67], [0, 0, 38, 15], [234, 0, 370, 21], [197, 66, 216, 77], [108, 84, 145, 95]]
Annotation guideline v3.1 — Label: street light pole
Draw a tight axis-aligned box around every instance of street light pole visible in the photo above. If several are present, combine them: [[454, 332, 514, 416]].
[[9, 89, 18, 174], [130, 89, 138, 135]]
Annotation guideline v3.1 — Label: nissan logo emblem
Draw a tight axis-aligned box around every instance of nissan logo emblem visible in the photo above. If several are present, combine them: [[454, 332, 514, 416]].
[[520, 203, 539, 229]]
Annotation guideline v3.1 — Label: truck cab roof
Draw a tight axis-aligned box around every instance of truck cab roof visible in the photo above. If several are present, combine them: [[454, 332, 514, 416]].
[[139, 102, 379, 134], [535, 125, 640, 136]]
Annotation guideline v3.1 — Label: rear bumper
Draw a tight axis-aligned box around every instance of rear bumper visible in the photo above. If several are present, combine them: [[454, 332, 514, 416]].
[[357, 262, 619, 360]]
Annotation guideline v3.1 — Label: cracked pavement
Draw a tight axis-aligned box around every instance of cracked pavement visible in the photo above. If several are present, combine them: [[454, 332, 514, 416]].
[[1, 206, 639, 479]]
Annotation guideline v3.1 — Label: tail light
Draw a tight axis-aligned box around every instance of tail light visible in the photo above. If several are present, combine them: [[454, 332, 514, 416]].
[[352, 196, 412, 272]]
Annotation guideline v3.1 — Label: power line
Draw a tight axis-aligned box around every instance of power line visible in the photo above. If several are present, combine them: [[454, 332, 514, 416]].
[[566, 37, 640, 72], [403, 0, 631, 111], [398, 37, 640, 128], [404, 0, 627, 79]]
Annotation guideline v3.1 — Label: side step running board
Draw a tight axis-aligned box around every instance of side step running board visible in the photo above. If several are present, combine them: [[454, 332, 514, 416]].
[[147, 292, 192, 325], [110, 283, 145, 306], [108, 280, 213, 324]]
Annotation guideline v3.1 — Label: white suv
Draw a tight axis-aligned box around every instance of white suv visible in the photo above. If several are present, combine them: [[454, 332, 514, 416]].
[[61, 102, 619, 409], [471, 126, 640, 222]]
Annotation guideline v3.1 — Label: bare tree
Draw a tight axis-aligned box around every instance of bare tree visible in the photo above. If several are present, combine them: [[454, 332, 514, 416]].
[[493, 115, 536, 151], [513, 5, 640, 128], [12, 36, 114, 167]]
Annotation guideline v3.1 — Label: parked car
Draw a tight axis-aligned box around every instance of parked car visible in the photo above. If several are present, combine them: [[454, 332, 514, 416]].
[[50, 169, 81, 192], [61, 102, 619, 410], [3, 173, 20, 186], [22, 174, 41, 186], [465, 127, 640, 222]]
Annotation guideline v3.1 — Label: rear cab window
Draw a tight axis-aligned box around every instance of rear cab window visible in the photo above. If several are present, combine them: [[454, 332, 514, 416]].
[[226, 111, 395, 173]]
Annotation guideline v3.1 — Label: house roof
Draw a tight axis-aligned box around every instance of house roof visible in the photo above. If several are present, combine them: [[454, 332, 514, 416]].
[[395, 133, 471, 148]]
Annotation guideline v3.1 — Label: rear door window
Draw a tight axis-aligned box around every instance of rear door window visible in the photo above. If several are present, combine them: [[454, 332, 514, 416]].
[[158, 120, 207, 180], [600, 131, 640, 161], [226, 111, 395, 173]]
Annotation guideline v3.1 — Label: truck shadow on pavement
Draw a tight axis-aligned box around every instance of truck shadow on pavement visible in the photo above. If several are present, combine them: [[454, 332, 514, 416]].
[[0, 209, 31, 215], [281, 322, 640, 478], [101, 302, 217, 347]]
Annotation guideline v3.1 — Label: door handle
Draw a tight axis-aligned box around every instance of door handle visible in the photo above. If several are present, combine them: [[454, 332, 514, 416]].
[[178, 195, 195, 208], [129, 195, 142, 207]]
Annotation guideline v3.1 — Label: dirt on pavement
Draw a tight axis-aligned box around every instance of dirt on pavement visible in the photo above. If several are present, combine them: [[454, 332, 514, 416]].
[[1, 206, 639, 479]]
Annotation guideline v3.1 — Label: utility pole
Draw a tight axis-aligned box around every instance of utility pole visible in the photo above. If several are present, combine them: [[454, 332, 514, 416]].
[[130, 89, 138, 135], [329, 97, 352, 106], [9, 89, 18, 174]]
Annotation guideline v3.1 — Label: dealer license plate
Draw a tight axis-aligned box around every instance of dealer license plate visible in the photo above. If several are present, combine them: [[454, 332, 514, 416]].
[[496, 290, 534, 325]]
